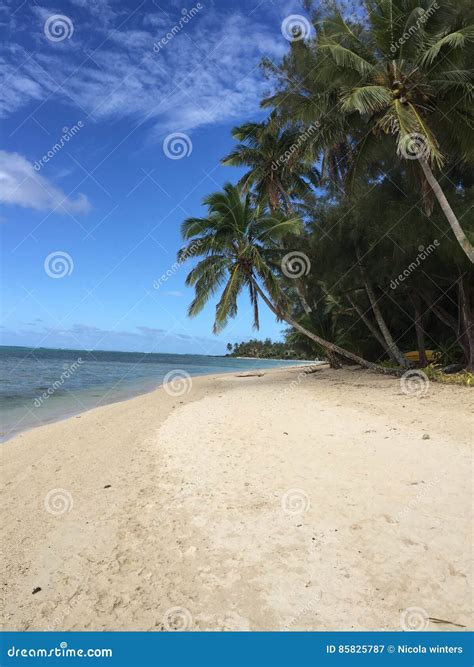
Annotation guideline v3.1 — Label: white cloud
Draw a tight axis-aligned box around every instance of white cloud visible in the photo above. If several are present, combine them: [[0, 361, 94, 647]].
[[0, 150, 91, 214], [1, 5, 287, 135]]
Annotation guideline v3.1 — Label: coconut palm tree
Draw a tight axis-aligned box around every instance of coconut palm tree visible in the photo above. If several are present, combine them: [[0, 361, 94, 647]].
[[221, 121, 320, 213], [320, 0, 474, 260], [261, 39, 357, 194], [178, 183, 391, 371], [262, 1, 474, 261]]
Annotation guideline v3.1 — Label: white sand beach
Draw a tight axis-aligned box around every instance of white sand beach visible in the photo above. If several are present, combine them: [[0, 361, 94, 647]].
[[1, 366, 472, 632]]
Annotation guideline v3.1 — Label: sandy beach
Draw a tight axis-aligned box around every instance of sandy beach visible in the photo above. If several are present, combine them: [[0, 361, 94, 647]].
[[1, 365, 472, 632]]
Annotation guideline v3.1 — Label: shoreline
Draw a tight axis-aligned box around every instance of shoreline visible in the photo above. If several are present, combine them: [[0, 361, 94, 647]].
[[1, 365, 471, 631], [0, 360, 312, 444]]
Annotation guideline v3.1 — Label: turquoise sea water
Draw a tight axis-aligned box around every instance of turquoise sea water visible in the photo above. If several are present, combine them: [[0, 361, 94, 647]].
[[0, 346, 311, 441]]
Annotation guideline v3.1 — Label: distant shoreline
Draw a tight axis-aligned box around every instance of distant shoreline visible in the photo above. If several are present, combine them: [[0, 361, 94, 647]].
[[232, 356, 318, 363]]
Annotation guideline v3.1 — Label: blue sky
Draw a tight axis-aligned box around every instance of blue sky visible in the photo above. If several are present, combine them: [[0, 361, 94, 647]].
[[0, 0, 308, 354]]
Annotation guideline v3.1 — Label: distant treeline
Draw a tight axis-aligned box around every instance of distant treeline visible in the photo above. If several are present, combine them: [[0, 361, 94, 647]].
[[227, 339, 308, 360]]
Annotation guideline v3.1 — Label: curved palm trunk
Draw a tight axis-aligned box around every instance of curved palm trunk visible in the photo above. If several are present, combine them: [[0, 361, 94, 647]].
[[347, 296, 397, 362], [357, 259, 410, 368], [420, 159, 474, 264], [363, 280, 410, 368], [251, 280, 401, 375]]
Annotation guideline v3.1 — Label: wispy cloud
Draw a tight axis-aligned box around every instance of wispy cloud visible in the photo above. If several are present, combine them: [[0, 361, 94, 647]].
[[0, 150, 91, 214], [2, 3, 287, 136]]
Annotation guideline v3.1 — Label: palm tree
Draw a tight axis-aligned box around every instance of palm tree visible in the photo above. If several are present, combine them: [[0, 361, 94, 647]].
[[261, 40, 356, 194], [178, 183, 391, 371], [261, 1, 474, 261], [221, 121, 320, 213], [315, 0, 474, 261]]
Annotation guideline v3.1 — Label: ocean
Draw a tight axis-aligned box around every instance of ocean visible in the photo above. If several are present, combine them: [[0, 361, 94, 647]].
[[0, 346, 311, 441]]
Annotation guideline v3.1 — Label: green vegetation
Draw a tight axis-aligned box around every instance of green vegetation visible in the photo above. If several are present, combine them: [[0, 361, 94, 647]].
[[179, 0, 474, 376], [226, 339, 307, 359]]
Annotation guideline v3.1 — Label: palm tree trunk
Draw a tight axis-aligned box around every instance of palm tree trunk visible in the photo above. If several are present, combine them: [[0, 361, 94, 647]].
[[420, 159, 474, 264], [251, 280, 401, 375], [458, 272, 474, 371], [409, 291, 427, 367], [358, 264, 410, 368], [420, 290, 472, 365], [347, 296, 398, 362]]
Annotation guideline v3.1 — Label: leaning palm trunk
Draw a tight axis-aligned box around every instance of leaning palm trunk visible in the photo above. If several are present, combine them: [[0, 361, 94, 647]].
[[420, 159, 474, 264], [357, 259, 410, 368], [251, 280, 401, 375], [363, 279, 410, 368], [347, 296, 398, 363]]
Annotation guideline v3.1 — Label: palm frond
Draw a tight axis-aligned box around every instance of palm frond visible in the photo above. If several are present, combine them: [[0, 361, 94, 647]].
[[341, 85, 392, 114]]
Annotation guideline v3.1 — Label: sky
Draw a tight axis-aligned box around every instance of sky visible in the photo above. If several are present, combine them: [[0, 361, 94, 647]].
[[0, 0, 310, 355]]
